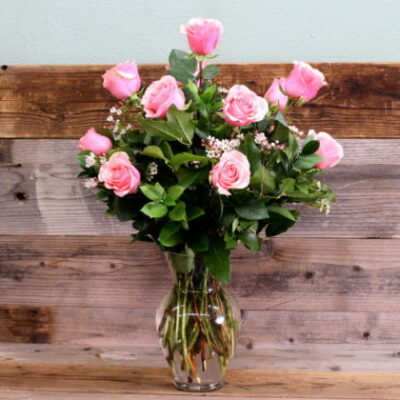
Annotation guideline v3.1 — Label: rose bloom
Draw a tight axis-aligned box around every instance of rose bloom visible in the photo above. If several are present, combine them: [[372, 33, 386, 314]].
[[180, 17, 223, 55], [309, 130, 344, 169], [98, 152, 141, 197], [141, 75, 186, 119], [223, 85, 268, 127], [285, 61, 327, 102], [210, 150, 251, 195], [264, 78, 289, 111], [102, 62, 141, 100], [78, 128, 113, 155]]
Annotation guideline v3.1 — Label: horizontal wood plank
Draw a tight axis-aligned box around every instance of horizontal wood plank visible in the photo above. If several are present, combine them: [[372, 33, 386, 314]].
[[0, 362, 399, 399], [1, 304, 400, 353], [1, 236, 400, 312], [1, 63, 399, 138], [1, 139, 399, 238], [2, 342, 400, 373]]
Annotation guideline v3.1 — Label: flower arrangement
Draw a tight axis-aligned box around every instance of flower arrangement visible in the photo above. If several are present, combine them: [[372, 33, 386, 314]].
[[77, 17, 343, 391]]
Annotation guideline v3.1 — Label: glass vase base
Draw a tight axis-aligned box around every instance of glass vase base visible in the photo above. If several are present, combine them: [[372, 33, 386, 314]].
[[173, 380, 223, 392]]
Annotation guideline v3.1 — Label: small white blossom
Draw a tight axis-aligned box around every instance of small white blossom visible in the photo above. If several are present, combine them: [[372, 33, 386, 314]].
[[204, 135, 244, 159], [83, 178, 98, 189], [215, 315, 225, 325], [106, 115, 114, 122], [146, 162, 158, 181], [218, 87, 229, 94], [99, 156, 107, 165], [125, 123, 132, 130], [84, 152, 97, 168], [288, 125, 304, 137], [318, 199, 331, 215]]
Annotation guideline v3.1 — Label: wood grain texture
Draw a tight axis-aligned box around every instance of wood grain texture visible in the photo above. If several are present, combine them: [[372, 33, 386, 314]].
[[1, 139, 399, 238], [1, 235, 400, 312], [0, 63, 399, 138], [1, 304, 400, 353], [0, 362, 400, 399], [3, 343, 400, 373]]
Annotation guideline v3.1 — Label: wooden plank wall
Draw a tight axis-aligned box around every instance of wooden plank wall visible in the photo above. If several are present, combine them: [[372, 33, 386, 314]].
[[0, 63, 400, 372]]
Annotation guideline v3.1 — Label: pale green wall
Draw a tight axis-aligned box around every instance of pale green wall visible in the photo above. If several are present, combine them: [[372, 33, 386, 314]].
[[1, 0, 399, 64]]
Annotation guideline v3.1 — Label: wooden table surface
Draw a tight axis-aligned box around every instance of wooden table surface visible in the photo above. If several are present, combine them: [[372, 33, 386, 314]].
[[1, 345, 399, 400]]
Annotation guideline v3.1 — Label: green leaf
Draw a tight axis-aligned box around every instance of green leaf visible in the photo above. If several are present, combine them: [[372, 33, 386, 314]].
[[186, 205, 204, 221], [168, 49, 197, 78], [168, 248, 195, 273], [239, 135, 261, 174], [177, 167, 209, 188], [238, 231, 261, 253], [140, 202, 168, 218], [235, 199, 269, 220], [170, 152, 210, 168], [139, 106, 195, 146], [265, 211, 299, 237], [201, 65, 220, 80], [251, 166, 276, 194], [200, 84, 217, 103], [189, 232, 209, 252], [142, 145, 166, 160], [294, 154, 323, 170], [140, 183, 165, 201], [279, 178, 296, 194], [267, 206, 297, 221], [302, 140, 320, 155], [159, 141, 174, 160], [169, 201, 186, 221], [158, 222, 184, 247], [271, 121, 290, 143], [167, 185, 185, 201], [284, 134, 299, 160], [204, 239, 231, 283], [95, 189, 109, 200]]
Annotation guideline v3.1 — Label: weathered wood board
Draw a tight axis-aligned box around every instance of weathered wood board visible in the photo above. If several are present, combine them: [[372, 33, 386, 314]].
[[1, 63, 400, 388], [1, 139, 400, 237], [0, 64, 399, 139], [1, 362, 400, 399]]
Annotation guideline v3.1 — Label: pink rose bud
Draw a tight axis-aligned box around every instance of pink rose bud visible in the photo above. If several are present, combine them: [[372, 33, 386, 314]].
[[210, 150, 251, 196], [223, 85, 268, 127], [264, 78, 289, 111], [98, 151, 141, 197], [78, 128, 113, 155], [180, 17, 223, 55], [141, 75, 185, 119], [285, 61, 327, 102], [102, 62, 141, 100], [309, 130, 344, 169]]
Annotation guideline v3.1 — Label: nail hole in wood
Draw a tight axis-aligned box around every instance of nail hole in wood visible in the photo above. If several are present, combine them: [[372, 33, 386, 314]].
[[353, 265, 362, 272], [305, 271, 314, 279], [363, 331, 370, 339], [15, 192, 28, 202], [83, 347, 92, 351], [246, 341, 253, 350], [1, 65, 8, 71], [288, 338, 294, 343]]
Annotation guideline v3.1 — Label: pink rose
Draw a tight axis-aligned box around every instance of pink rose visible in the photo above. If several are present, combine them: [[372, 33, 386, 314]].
[[264, 78, 289, 111], [223, 85, 268, 127], [102, 62, 141, 100], [285, 61, 327, 102], [78, 128, 113, 155], [98, 151, 141, 197], [210, 150, 251, 195], [141, 75, 185, 119], [180, 17, 223, 55], [309, 130, 344, 169]]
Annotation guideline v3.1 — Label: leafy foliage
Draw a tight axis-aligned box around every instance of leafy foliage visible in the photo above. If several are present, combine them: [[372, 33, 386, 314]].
[[78, 49, 338, 284]]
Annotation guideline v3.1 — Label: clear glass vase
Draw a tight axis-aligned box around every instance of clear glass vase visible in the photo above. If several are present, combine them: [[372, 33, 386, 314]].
[[156, 252, 241, 392]]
